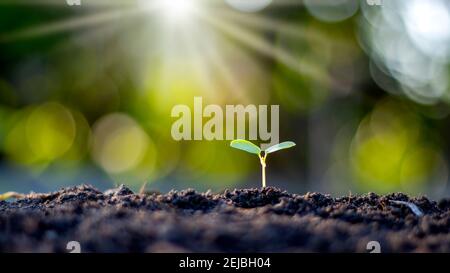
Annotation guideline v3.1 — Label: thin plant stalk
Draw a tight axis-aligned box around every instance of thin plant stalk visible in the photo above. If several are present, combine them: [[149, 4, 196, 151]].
[[259, 153, 267, 188]]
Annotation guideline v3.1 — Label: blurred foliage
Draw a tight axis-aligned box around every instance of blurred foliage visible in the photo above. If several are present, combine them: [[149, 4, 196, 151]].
[[0, 0, 448, 197]]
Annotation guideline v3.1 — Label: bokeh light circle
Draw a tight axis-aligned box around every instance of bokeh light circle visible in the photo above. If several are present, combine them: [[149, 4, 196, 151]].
[[92, 113, 150, 174], [403, 0, 450, 59], [26, 103, 76, 162], [225, 0, 272, 13], [350, 99, 448, 194], [304, 0, 359, 22]]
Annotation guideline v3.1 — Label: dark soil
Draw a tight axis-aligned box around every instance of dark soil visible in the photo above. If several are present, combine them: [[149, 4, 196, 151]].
[[0, 185, 449, 253]]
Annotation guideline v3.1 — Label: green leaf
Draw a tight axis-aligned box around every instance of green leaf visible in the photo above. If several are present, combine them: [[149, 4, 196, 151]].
[[264, 141, 296, 154], [230, 139, 261, 155]]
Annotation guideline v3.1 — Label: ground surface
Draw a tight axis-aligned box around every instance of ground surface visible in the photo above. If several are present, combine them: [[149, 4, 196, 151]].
[[0, 185, 449, 252]]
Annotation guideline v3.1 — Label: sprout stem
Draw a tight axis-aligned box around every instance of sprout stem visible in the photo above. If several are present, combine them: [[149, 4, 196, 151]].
[[259, 154, 267, 188], [262, 164, 266, 188]]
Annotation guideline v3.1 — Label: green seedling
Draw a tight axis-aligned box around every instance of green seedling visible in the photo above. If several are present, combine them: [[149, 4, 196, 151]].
[[230, 139, 296, 188]]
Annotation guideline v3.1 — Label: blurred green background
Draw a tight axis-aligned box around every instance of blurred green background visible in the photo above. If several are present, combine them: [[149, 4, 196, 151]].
[[0, 0, 449, 198]]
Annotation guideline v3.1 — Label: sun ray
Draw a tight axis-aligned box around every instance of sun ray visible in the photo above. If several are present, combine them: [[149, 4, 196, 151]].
[[0, 2, 161, 43], [0, 0, 133, 7], [192, 28, 257, 104], [203, 38, 253, 104], [1, 0, 329, 99], [196, 9, 329, 83], [214, 8, 350, 48], [0, 9, 129, 42], [181, 24, 217, 98]]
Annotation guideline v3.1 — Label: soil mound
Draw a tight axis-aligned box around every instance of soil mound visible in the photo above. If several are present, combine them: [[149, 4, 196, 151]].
[[0, 185, 449, 252]]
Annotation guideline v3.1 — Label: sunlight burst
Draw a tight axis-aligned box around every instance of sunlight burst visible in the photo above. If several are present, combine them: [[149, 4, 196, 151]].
[[159, 0, 196, 22]]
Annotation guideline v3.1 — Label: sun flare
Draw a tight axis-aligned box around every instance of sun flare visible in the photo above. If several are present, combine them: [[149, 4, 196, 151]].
[[159, 0, 196, 21]]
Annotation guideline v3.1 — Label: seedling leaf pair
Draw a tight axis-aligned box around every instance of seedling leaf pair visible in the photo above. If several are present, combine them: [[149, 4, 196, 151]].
[[230, 139, 296, 187]]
